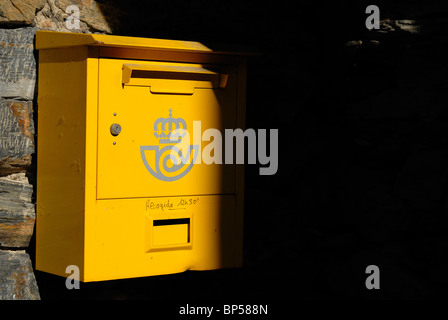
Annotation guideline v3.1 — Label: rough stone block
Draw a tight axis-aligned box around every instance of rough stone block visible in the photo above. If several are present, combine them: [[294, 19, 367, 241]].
[[0, 0, 46, 26], [0, 173, 35, 248], [0, 249, 40, 300], [0, 100, 34, 176], [0, 27, 37, 100]]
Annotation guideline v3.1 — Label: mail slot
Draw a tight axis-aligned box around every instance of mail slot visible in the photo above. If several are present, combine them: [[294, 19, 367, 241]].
[[35, 31, 248, 282]]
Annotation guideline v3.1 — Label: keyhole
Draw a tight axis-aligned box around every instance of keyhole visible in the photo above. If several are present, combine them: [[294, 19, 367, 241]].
[[110, 123, 121, 136]]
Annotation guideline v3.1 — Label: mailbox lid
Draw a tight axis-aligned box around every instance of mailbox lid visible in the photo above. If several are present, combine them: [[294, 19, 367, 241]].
[[36, 30, 212, 52], [36, 30, 257, 56], [97, 58, 238, 199]]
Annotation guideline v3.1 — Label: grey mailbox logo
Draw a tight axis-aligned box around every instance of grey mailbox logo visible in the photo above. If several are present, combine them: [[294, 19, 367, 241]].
[[141, 109, 198, 181]]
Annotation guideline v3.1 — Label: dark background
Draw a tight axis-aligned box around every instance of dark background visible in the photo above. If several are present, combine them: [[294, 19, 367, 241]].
[[33, 0, 448, 300]]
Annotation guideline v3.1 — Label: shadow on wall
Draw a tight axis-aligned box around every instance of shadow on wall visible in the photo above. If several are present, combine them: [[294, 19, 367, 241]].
[[25, 0, 448, 299]]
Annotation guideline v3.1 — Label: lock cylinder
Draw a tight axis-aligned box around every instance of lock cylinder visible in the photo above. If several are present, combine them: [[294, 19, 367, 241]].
[[110, 123, 122, 136]]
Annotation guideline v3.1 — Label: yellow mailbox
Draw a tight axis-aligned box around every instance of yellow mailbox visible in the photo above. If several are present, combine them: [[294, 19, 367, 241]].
[[35, 31, 247, 281]]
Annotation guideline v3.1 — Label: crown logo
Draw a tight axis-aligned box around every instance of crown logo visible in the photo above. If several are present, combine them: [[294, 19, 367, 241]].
[[153, 109, 187, 144]]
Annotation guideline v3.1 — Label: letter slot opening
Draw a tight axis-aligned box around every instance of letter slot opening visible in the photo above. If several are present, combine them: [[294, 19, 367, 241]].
[[122, 63, 228, 94], [152, 218, 191, 247], [153, 218, 190, 226]]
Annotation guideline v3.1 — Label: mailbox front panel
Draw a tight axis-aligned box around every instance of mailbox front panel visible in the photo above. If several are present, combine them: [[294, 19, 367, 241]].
[[84, 194, 242, 281], [97, 58, 238, 199]]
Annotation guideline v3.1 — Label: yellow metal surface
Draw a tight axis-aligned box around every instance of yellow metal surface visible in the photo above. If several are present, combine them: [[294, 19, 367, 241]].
[[97, 58, 237, 199], [36, 46, 90, 277], [35, 30, 213, 52], [36, 31, 246, 282], [152, 224, 189, 246], [83, 195, 239, 281]]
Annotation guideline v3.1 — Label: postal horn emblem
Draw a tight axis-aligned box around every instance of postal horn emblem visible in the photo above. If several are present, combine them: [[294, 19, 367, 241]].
[[140, 109, 198, 182]]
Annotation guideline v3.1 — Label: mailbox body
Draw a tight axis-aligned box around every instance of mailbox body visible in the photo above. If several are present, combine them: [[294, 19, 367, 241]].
[[35, 31, 246, 282]]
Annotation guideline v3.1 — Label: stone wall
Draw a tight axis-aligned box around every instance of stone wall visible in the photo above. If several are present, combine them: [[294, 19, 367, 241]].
[[1, 0, 448, 300]]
